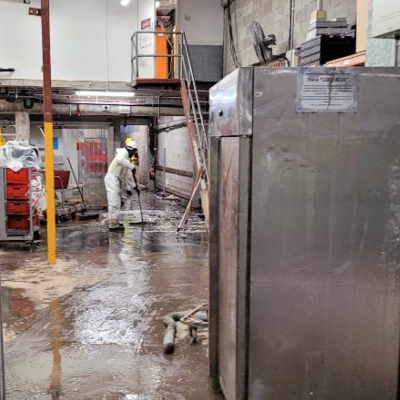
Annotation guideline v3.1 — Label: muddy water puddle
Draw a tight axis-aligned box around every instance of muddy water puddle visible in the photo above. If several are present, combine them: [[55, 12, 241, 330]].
[[0, 192, 220, 400]]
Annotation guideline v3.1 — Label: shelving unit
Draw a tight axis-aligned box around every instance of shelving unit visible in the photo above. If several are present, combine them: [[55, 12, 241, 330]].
[[0, 168, 40, 244]]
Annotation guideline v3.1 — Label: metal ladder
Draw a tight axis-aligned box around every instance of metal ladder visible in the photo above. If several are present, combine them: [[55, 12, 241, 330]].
[[131, 31, 210, 220], [179, 34, 209, 220], [179, 33, 209, 184]]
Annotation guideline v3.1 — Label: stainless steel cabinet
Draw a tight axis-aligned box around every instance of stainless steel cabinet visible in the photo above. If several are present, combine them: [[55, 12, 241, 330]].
[[209, 67, 400, 400]]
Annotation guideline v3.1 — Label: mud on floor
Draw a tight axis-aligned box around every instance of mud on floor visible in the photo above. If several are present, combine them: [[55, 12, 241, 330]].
[[0, 192, 222, 400]]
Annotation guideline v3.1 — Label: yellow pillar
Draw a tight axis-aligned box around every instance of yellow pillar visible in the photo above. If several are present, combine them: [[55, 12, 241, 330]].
[[44, 121, 56, 264], [41, 0, 57, 265], [0, 129, 5, 146]]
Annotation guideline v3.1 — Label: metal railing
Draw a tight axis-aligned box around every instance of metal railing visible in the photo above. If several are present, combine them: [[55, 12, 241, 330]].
[[131, 31, 209, 183]]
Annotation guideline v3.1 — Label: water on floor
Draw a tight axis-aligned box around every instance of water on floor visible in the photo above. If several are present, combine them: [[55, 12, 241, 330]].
[[0, 191, 221, 400]]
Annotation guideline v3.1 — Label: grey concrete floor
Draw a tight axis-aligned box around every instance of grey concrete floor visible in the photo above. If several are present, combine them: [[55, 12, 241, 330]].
[[0, 191, 222, 400]]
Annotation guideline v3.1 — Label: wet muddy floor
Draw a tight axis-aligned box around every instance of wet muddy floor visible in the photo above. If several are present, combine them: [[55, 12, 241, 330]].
[[0, 191, 222, 400]]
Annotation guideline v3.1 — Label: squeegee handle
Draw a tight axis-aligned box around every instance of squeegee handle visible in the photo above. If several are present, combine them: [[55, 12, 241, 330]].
[[67, 157, 87, 208], [132, 169, 140, 195]]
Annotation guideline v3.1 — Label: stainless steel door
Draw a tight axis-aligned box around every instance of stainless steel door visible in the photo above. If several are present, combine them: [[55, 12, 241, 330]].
[[248, 68, 400, 400], [210, 136, 251, 400], [218, 137, 240, 399], [209, 68, 254, 400]]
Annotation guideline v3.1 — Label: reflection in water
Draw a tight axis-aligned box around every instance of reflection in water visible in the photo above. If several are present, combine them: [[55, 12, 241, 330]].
[[48, 300, 63, 399], [2, 287, 35, 340], [2, 288, 35, 321], [58, 227, 110, 252], [2, 192, 215, 400]]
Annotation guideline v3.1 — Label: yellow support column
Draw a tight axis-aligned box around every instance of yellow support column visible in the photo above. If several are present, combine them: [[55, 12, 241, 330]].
[[0, 128, 5, 146], [41, 0, 57, 264], [44, 121, 56, 264]]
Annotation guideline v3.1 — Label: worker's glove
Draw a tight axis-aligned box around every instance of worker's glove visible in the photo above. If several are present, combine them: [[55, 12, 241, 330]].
[[126, 190, 133, 196], [134, 187, 141, 195]]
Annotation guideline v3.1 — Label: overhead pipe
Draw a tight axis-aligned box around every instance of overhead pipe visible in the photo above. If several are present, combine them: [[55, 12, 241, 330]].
[[153, 121, 187, 134], [52, 100, 185, 108], [0, 100, 185, 117], [288, 0, 296, 51], [0, 95, 186, 109]]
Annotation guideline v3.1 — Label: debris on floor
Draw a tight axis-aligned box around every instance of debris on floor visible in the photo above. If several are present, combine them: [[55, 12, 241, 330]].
[[162, 304, 209, 354], [164, 194, 180, 201]]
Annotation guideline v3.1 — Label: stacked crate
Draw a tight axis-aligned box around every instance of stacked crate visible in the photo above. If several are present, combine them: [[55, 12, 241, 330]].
[[5, 169, 38, 232], [298, 35, 356, 66]]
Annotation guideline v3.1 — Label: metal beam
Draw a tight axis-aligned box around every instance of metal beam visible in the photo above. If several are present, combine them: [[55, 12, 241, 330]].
[[0, 100, 184, 117], [0, 114, 153, 126], [155, 164, 194, 178], [0, 79, 133, 90], [0, 80, 211, 100]]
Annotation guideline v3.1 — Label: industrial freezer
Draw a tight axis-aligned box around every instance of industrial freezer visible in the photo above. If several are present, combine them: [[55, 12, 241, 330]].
[[209, 67, 400, 400]]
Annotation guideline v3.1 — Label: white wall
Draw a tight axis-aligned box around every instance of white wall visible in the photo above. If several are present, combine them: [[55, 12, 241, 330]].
[[0, 0, 223, 81], [179, 0, 223, 45], [137, 0, 156, 78], [156, 116, 194, 198], [0, 0, 138, 81]]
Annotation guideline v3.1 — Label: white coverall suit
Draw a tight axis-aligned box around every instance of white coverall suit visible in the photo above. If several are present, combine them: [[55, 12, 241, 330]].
[[104, 148, 136, 228]]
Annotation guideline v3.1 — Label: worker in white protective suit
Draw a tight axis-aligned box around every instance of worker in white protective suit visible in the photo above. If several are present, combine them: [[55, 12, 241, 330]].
[[104, 139, 140, 231]]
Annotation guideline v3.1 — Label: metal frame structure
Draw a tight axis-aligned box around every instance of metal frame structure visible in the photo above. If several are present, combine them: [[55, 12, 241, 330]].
[[0, 168, 40, 243], [131, 30, 182, 82], [131, 30, 209, 184]]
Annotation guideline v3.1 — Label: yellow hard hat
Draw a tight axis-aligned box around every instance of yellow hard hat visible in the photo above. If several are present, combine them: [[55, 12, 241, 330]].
[[126, 137, 135, 146]]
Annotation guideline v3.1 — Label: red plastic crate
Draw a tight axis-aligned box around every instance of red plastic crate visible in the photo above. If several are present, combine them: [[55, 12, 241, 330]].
[[76, 141, 99, 151], [6, 169, 30, 185], [87, 154, 108, 162], [6, 186, 28, 200], [54, 170, 70, 190], [7, 202, 30, 215], [8, 216, 39, 231]]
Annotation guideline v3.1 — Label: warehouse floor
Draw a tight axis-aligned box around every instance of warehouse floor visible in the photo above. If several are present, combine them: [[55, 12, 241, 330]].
[[0, 192, 220, 400]]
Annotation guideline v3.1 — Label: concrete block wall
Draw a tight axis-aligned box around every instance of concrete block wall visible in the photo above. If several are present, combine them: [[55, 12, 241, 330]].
[[156, 117, 194, 199], [224, 0, 357, 73]]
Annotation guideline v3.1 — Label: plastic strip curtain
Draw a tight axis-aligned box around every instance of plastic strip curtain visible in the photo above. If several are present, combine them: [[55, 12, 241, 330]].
[[77, 129, 109, 208]]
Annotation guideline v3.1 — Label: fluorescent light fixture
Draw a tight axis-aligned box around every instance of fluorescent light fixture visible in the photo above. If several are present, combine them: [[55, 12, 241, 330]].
[[75, 91, 136, 97], [120, 0, 132, 6], [156, 1, 160, 8]]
